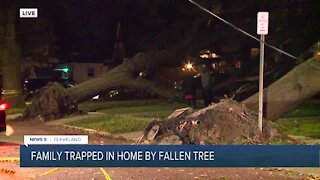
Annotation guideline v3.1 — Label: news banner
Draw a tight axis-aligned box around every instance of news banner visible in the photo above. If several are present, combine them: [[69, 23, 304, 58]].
[[20, 135, 320, 167]]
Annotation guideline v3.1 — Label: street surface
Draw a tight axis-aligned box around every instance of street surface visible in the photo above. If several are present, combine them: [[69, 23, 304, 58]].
[[0, 120, 314, 180]]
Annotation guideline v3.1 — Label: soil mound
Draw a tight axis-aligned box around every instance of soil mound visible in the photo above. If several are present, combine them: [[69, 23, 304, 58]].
[[139, 99, 292, 144]]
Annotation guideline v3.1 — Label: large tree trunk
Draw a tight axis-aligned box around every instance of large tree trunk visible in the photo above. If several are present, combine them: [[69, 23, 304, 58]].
[[67, 50, 181, 103], [244, 56, 320, 120], [2, 59, 24, 108], [0, 4, 24, 108]]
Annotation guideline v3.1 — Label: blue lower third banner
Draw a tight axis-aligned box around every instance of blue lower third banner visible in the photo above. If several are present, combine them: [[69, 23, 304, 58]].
[[20, 145, 320, 167]]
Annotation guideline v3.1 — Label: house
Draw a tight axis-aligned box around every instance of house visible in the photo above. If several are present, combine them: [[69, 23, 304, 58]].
[[54, 62, 109, 84]]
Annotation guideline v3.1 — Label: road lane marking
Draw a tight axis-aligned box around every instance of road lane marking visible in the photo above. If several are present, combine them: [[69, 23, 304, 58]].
[[39, 168, 61, 177], [0, 157, 20, 163], [0, 167, 36, 179], [100, 167, 112, 180]]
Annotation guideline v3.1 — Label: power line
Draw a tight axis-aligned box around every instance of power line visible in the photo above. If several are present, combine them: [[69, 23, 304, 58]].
[[188, 0, 320, 70]]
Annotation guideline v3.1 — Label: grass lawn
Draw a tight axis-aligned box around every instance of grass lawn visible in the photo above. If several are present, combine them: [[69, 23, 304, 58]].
[[133, 110, 175, 119], [78, 100, 159, 112], [73, 100, 187, 133], [274, 116, 320, 138], [133, 107, 201, 119], [94, 102, 185, 115], [283, 103, 320, 118], [276, 102, 320, 139], [68, 114, 151, 134], [75, 100, 320, 138], [6, 107, 25, 115]]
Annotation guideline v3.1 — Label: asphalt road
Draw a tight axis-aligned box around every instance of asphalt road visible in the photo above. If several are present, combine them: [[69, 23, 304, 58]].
[[0, 120, 312, 180]]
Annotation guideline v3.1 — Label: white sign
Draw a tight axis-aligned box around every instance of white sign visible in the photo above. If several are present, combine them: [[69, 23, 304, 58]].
[[20, 8, 38, 18], [257, 12, 269, 35], [24, 135, 88, 146]]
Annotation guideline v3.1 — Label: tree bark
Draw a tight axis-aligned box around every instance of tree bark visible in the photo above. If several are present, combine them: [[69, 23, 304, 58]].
[[66, 50, 181, 103], [0, 3, 24, 107], [243, 56, 320, 120], [2, 59, 24, 107]]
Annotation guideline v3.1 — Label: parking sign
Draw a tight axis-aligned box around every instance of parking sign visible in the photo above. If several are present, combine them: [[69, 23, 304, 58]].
[[257, 12, 269, 35]]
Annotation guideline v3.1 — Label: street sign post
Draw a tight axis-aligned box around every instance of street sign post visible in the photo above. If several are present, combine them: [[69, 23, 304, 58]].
[[257, 12, 269, 133]]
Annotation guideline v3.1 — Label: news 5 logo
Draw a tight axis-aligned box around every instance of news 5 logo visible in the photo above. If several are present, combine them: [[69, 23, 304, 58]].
[[20, 8, 38, 18]]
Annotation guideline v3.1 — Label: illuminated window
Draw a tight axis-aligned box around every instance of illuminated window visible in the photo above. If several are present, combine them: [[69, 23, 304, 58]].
[[212, 63, 218, 69], [200, 54, 209, 58], [210, 53, 219, 58], [200, 49, 219, 59], [251, 48, 259, 57]]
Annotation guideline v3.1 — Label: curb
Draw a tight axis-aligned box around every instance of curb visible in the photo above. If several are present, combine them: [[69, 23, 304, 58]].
[[262, 168, 320, 179], [46, 112, 105, 126], [59, 124, 135, 142], [6, 114, 22, 121]]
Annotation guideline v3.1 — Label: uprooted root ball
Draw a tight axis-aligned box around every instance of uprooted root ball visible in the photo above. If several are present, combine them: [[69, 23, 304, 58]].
[[22, 82, 78, 121], [140, 99, 292, 144]]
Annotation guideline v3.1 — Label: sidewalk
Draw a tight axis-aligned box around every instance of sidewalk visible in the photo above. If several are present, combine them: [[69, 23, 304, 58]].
[[289, 135, 320, 144], [113, 131, 143, 141], [44, 112, 144, 141], [46, 112, 104, 126], [59, 124, 143, 142], [286, 168, 320, 178], [6, 113, 22, 120]]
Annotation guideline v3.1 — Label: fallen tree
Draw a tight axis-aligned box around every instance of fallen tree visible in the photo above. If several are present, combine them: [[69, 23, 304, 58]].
[[244, 55, 320, 120], [22, 50, 183, 120], [22, 46, 320, 121]]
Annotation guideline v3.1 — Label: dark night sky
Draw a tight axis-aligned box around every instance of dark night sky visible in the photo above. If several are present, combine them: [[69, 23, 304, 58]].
[[16, 1, 153, 61], [11, 0, 320, 63], [40, 0, 188, 62], [48, 1, 137, 61]]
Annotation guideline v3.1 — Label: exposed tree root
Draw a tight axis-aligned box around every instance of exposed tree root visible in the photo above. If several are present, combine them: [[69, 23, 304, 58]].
[[138, 99, 295, 145], [21, 83, 78, 121]]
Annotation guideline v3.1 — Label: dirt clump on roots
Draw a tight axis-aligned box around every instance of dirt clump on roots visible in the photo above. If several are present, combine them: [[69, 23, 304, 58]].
[[138, 99, 294, 145], [21, 83, 79, 121]]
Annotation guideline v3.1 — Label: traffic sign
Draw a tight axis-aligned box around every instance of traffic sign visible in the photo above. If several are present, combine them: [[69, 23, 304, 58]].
[[257, 12, 269, 35], [257, 12, 269, 133]]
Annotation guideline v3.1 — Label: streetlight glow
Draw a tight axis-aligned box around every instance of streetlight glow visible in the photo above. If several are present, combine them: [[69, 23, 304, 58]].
[[185, 62, 193, 70]]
